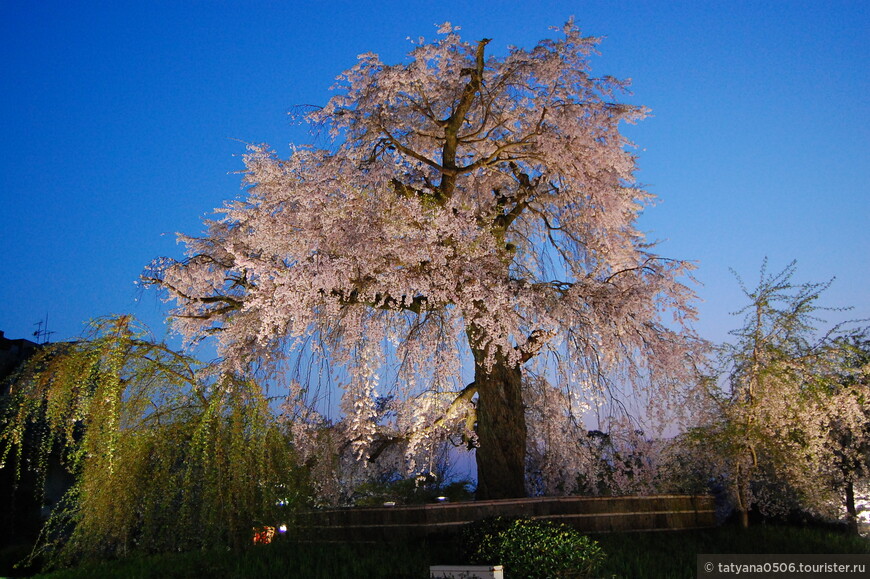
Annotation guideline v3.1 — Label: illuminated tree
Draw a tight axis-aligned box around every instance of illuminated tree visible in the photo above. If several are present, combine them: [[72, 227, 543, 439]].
[[693, 261, 868, 528], [815, 334, 870, 533], [145, 21, 699, 499]]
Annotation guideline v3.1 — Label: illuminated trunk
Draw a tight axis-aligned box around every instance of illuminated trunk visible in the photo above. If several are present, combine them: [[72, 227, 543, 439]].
[[472, 347, 527, 500], [735, 462, 751, 528], [845, 479, 859, 535]]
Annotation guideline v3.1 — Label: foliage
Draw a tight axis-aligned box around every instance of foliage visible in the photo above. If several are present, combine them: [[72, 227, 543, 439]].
[[352, 475, 473, 506], [143, 19, 701, 499], [0, 316, 310, 568], [463, 517, 605, 578], [459, 515, 516, 558], [689, 260, 869, 527]]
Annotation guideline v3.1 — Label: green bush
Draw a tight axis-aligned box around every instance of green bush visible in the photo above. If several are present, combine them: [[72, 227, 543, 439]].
[[462, 517, 605, 578]]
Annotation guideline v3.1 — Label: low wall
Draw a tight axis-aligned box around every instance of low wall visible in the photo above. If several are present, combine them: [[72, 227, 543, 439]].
[[294, 494, 716, 541]]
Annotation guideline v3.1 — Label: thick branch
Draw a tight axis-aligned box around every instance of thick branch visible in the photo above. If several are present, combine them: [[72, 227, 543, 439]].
[[488, 162, 540, 236], [439, 38, 490, 202], [362, 382, 479, 462], [431, 381, 478, 448], [377, 131, 445, 174], [330, 287, 433, 314], [517, 329, 555, 364], [366, 435, 406, 463], [141, 274, 244, 315]]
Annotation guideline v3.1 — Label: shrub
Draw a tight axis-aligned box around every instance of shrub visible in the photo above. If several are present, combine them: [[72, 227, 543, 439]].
[[462, 517, 605, 578]]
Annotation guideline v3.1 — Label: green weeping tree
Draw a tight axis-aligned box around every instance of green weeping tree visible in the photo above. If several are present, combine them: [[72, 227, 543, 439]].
[[0, 316, 309, 568]]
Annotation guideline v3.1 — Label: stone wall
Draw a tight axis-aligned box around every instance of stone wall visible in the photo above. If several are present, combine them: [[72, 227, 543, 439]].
[[294, 494, 716, 541]]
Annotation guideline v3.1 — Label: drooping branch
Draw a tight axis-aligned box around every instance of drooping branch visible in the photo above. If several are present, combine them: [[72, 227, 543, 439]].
[[364, 435, 406, 463]]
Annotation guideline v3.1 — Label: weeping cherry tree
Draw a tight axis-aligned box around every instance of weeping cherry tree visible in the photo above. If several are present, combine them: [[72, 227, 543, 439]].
[[144, 21, 699, 499]]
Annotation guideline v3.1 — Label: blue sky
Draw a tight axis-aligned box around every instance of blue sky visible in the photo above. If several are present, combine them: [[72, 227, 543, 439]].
[[1, 1, 867, 348]]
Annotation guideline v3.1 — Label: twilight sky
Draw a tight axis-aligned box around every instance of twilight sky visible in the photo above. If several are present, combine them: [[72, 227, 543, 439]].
[[1, 1, 867, 348]]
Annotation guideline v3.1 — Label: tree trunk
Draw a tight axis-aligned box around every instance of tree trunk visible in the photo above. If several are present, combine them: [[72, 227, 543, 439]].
[[845, 479, 859, 535], [472, 347, 527, 500], [735, 463, 751, 529], [738, 507, 749, 529]]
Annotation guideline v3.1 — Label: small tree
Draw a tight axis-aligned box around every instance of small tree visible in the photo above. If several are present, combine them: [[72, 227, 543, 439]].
[[145, 20, 699, 499], [0, 316, 308, 567], [695, 261, 867, 528]]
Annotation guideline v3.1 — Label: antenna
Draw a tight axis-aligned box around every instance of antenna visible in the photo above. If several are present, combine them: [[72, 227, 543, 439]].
[[33, 313, 55, 345]]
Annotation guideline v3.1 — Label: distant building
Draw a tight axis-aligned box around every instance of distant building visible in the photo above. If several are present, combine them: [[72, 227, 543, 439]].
[[0, 330, 45, 551], [0, 330, 40, 395]]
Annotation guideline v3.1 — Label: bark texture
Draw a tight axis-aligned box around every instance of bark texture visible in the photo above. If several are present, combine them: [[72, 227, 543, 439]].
[[472, 348, 527, 499], [845, 480, 859, 534]]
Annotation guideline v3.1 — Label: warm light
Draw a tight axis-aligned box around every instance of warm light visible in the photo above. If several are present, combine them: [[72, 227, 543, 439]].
[[436, 496, 448, 502], [278, 524, 288, 533], [252, 526, 275, 545]]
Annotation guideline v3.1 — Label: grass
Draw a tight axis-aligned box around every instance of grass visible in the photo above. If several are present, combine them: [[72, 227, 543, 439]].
[[25, 539, 448, 579], [593, 523, 870, 579], [19, 523, 870, 579]]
